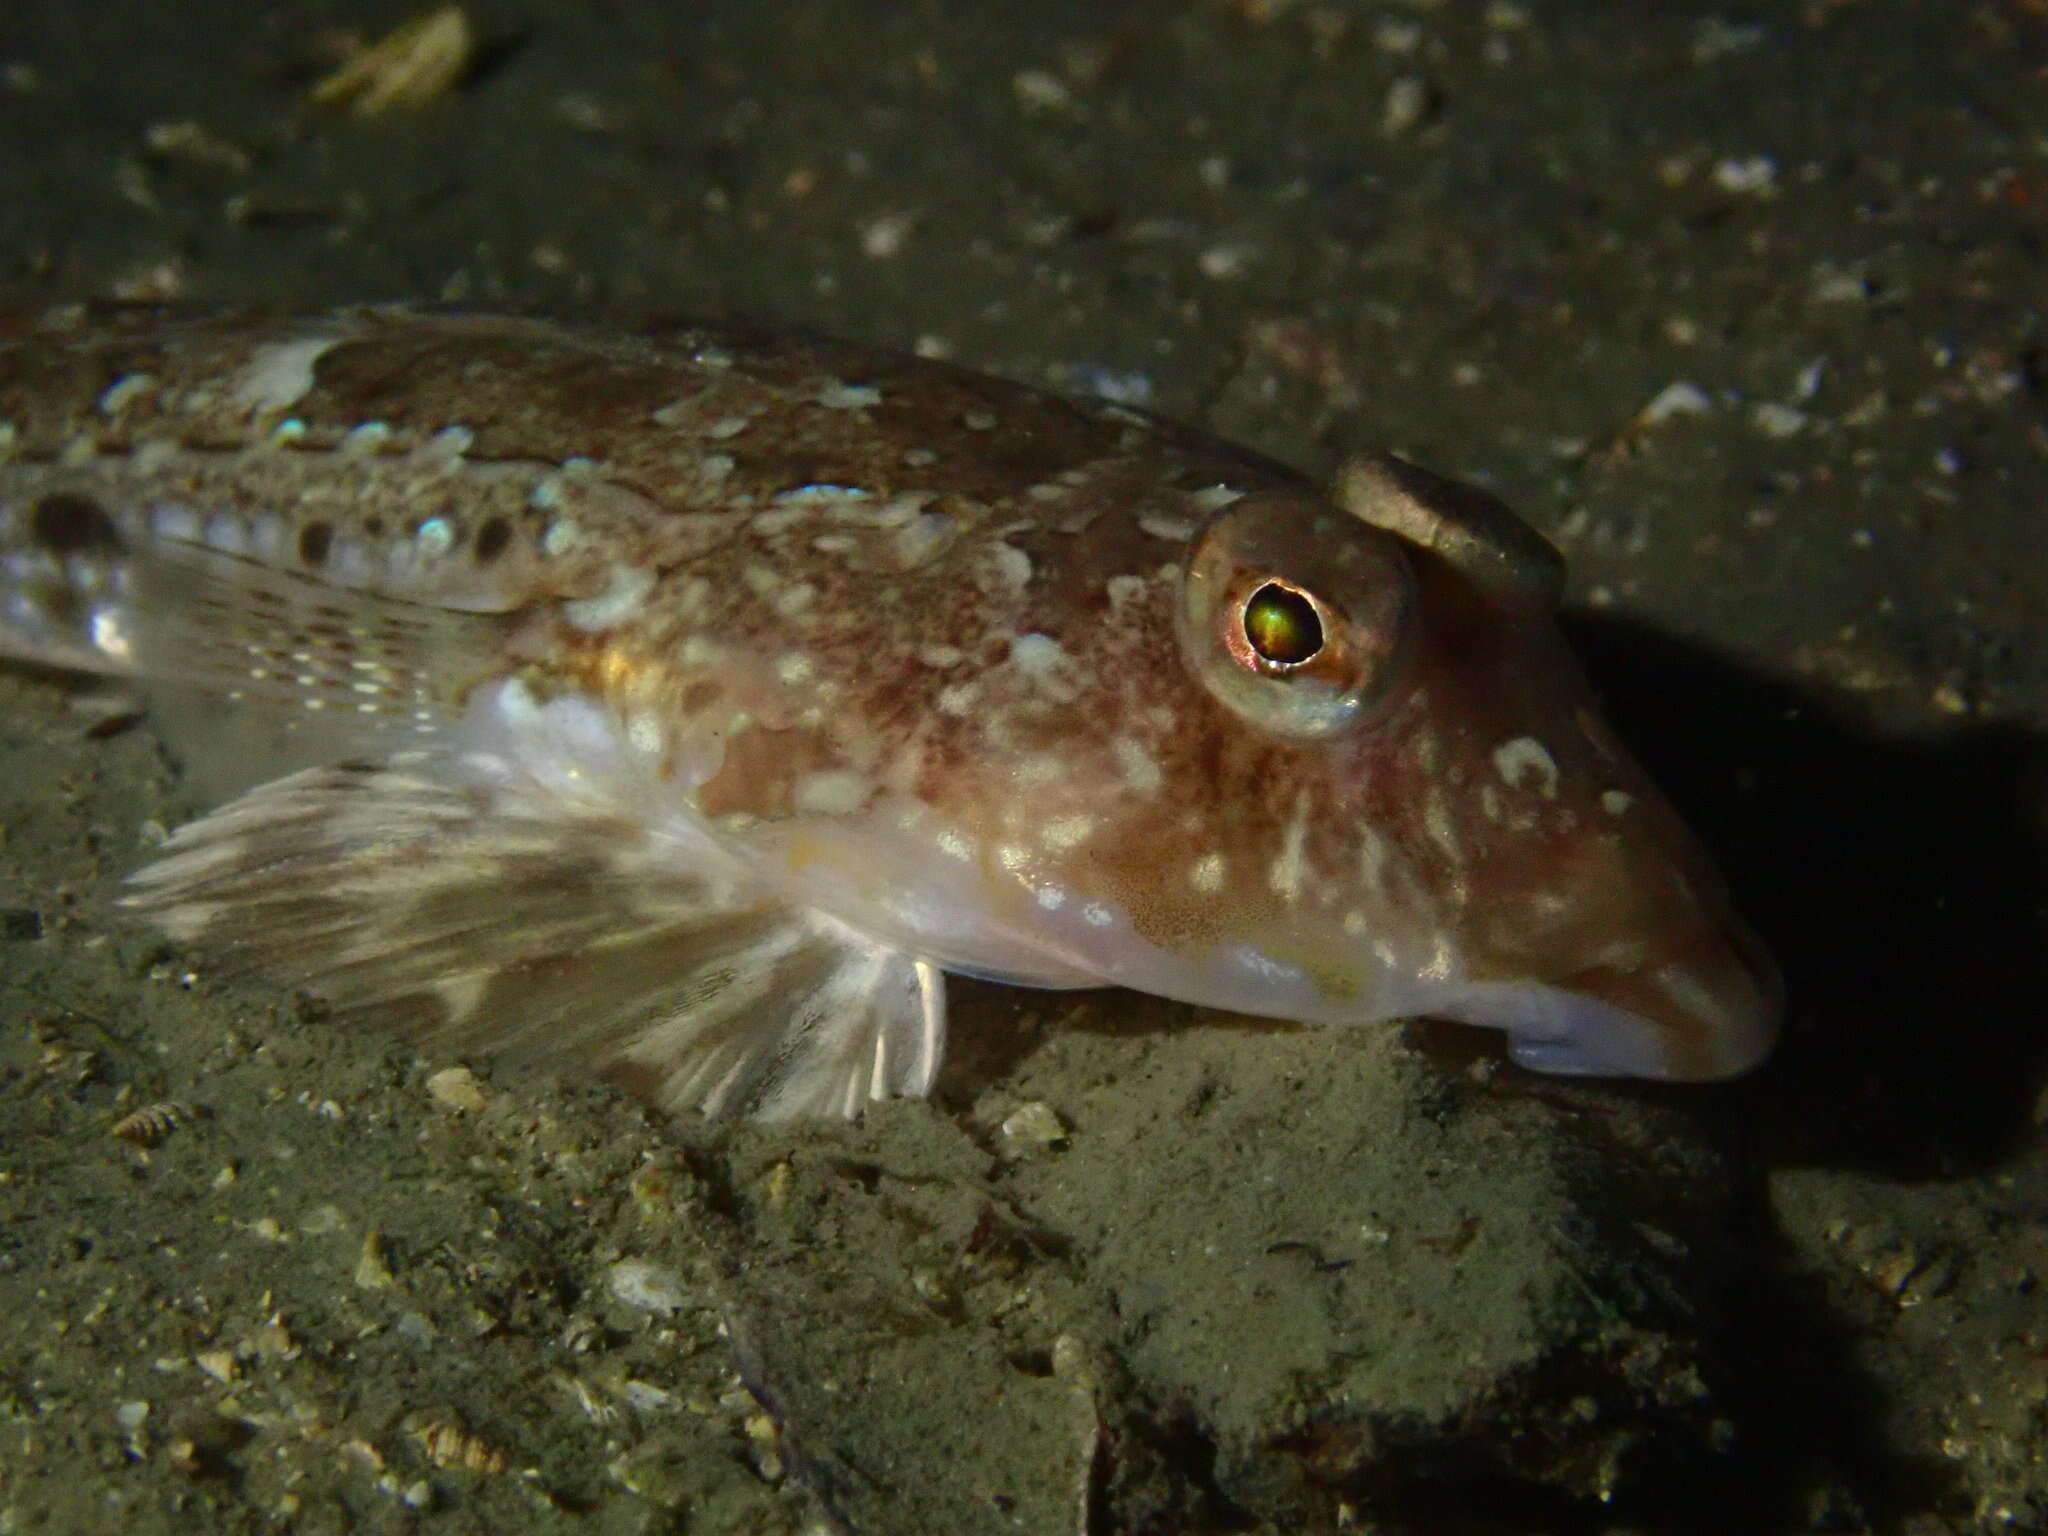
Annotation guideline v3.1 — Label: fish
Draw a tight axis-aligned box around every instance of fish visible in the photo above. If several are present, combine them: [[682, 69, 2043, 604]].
[[0, 305, 1780, 1118]]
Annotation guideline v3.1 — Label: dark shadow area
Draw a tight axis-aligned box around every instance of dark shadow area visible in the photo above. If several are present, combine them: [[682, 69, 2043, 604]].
[[1695, 1203, 1966, 1535], [1567, 610, 2048, 1180], [1397, 1048, 1950, 1527]]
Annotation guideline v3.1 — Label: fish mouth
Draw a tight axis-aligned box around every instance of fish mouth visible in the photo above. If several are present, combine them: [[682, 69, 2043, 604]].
[[1433, 917, 1783, 1081]]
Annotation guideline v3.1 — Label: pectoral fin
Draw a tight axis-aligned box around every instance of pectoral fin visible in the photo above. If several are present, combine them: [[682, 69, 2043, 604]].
[[123, 760, 948, 1120]]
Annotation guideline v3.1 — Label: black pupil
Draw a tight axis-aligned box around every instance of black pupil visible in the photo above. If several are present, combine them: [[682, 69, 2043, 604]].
[[1243, 583, 1323, 666]]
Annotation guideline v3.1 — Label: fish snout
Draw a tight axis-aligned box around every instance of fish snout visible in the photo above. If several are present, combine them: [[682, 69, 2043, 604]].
[[1425, 787, 1782, 1081], [1494, 908, 1781, 1079]]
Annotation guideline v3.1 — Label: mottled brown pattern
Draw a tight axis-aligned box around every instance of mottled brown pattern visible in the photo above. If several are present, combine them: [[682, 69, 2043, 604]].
[[0, 305, 1778, 1106]]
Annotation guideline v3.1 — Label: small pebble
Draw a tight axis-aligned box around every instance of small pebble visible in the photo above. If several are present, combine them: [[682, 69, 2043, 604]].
[[425, 1065, 487, 1113], [609, 1258, 691, 1315]]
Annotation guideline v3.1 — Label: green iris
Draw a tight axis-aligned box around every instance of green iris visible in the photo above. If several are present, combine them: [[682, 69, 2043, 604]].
[[1242, 582, 1322, 666]]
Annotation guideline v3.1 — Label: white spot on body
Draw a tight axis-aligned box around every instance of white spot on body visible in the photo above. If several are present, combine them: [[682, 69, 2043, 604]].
[[775, 652, 815, 685], [131, 438, 177, 475], [89, 607, 132, 661], [842, 492, 931, 529], [1137, 513, 1194, 542], [3, 550, 56, 583], [1095, 402, 1153, 431], [341, 421, 394, 454], [794, 770, 874, 816], [988, 542, 1032, 591], [1191, 852, 1226, 892], [1190, 485, 1247, 514], [563, 565, 656, 630], [667, 578, 712, 623], [1653, 962, 1720, 1027], [203, 514, 246, 555], [331, 538, 374, 584], [1016, 755, 1066, 786], [422, 425, 474, 458], [816, 381, 882, 409], [1041, 815, 1094, 851], [1113, 736, 1162, 794], [414, 516, 455, 557], [1419, 937, 1454, 983], [97, 373, 154, 416], [233, 336, 342, 414], [1493, 736, 1561, 798], [1410, 729, 1442, 775], [244, 515, 285, 562], [776, 483, 870, 507], [1423, 787, 1460, 863], [1267, 794, 1312, 900], [1008, 633, 1077, 700], [150, 503, 200, 542], [893, 513, 954, 568], [1600, 789, 1635, 817], [1105, 574, 1146, 608]]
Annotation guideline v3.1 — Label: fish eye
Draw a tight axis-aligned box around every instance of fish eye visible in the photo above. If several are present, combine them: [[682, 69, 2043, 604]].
[[1179, 493, 1416, 740], [1239, 581, 1324, 670]]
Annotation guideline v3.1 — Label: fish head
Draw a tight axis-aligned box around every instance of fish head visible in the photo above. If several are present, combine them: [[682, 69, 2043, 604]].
[[1140, 454, 1779, 1079], [651, 440, 1777, 1085]]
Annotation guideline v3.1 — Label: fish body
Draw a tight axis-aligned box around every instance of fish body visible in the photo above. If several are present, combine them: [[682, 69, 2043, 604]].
[[0, 307, 1778, 1117]]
